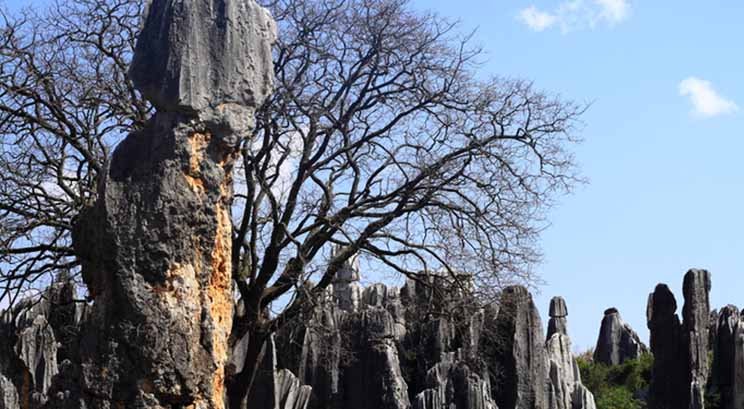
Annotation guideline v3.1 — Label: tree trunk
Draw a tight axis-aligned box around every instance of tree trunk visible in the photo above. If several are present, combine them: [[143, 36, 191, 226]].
[[228, 328, 269, 409]]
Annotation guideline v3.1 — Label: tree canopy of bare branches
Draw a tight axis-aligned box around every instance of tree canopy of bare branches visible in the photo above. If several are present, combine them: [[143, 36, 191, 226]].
[[0, 0, 148, 303], [0, 0, 585, 403]]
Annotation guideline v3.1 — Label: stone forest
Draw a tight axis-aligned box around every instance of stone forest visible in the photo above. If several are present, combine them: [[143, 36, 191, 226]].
[[0, 0, 741, 409]]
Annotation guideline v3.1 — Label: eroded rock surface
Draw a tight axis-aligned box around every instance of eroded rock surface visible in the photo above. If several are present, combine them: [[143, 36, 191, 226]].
[[0, 279, 87, 409], [647, 269, 712, 409], [69, 0, 275, 407], [129, 0, 275, 134], [545, 297, 596, 409], [546, 296, 568, 339], [593, 307, 647, 366], [681, 269, 711, 409], [489, 286, 549, 409], [710, 305, 740, 409], [250, 334, 311, 409], [647, 283, 684, 409]]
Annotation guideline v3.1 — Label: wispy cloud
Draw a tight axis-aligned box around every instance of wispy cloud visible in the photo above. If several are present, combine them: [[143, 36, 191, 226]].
[[595, 0, 631, 23], [679, 77, 739, 118], [517, 0, 631, 33], [518, 6, 558, 32]]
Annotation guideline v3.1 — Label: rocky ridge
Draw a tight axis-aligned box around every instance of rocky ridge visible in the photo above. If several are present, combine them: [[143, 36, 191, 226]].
[[593, 307, 647, 366], [1, 262, 598, 409]]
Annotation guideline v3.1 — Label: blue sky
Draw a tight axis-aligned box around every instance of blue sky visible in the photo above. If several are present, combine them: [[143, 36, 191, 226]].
[[409, 0, 744, 351], [5, 0, 742, 352]]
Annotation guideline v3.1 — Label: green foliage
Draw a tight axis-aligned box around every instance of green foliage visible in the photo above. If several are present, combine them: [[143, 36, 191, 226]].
[[705, 389, 721, 409], [576, 352, 653, 409], [596, 387, 642, 409]]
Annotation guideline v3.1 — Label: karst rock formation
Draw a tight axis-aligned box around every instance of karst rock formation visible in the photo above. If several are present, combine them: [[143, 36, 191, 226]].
[[593, 307, 647, 366], [545, 297, 597, 409], [1, 263, 602, 409], [70, 0, 275, 407], [646, 269, 711, 409]]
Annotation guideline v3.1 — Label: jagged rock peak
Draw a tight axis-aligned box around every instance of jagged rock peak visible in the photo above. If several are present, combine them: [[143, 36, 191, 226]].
[[545, 297, 597, 409], [647, 282, 684, 409], [710, 304, 741, 409], [414, 355, 497, 409], [549, 296, 568, 318], [492, 285, 549, 409], [547, 296, 568, 339], [681, 268, 711, 409], [130, 0, 276, 135], [0, 278, 87, 409], [332, 245, 361, 283], [646, 270, 713, 409], [593, 307, 647, 366]]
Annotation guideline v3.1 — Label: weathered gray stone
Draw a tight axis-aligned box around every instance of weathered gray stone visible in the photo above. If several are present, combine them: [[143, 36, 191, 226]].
[[332, 282, 363, 313], [250, 334, 311, 409], [733, 317, 744, 409], [490, 286, 549, 409], [414, 355, 497, 409], [549, 297, 568, 318], [0, 374, 19, 409], [681, 269, 711, 409], [70, 0, 275, 406], [647, 283, 684, 409], [593, 307, 647, 366], [547, 297, 568, 340], [340, 308, 410, 409], [711, 305, 740, 409], [545, 298, 596, 409], [0, 279, 85, 409], [647, 270, 712, 409], [130, 0, 275, 136], [333, 247, 361, 283]]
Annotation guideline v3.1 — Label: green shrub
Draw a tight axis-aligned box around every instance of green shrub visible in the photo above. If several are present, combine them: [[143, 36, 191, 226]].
[[576, 352, 653, 409], [595, 387, 642, 409]]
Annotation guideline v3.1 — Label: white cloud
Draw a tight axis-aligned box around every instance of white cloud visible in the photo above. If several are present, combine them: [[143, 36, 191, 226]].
[[517, 0, 631, 33], [518, 6, 558, 31], [595, 0, 631, 24], [679, 77, 739, 118]]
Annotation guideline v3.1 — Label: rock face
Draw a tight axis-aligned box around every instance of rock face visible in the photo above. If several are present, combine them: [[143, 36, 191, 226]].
[[129, 0, 275, 134], [250, 335, 312, 409], [545, 297, 596, 409], [708, 304, 744, 409], [681, 269, 711, 409], [710, 305, 740, 409], [646, 269, 712, 409], [1, 272, 601, 409], [546, 297, 568, 339], [69, 0, 275, 407], [414, 355, 496, 409], [489, 286, 549, 409], [0, 279, 88, 409], [593, 307, 647, 366], [270, 269, 596, 409], [0, 374, 19, 409], [647, 283, 684, 409]]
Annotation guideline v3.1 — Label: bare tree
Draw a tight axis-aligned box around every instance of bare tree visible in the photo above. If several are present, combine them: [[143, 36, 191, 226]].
[[226, 0, 584, 404], [0, 0, 148, 304], [0, 0, 585, 405]]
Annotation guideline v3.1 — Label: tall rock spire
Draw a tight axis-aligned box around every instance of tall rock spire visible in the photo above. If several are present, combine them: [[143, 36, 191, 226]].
[[72, 1, 275, 407], [646, 269, 712, 409], [545, 296, 597, 409], [681, 269, 711, 409], [593, 307, 647, 366]]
